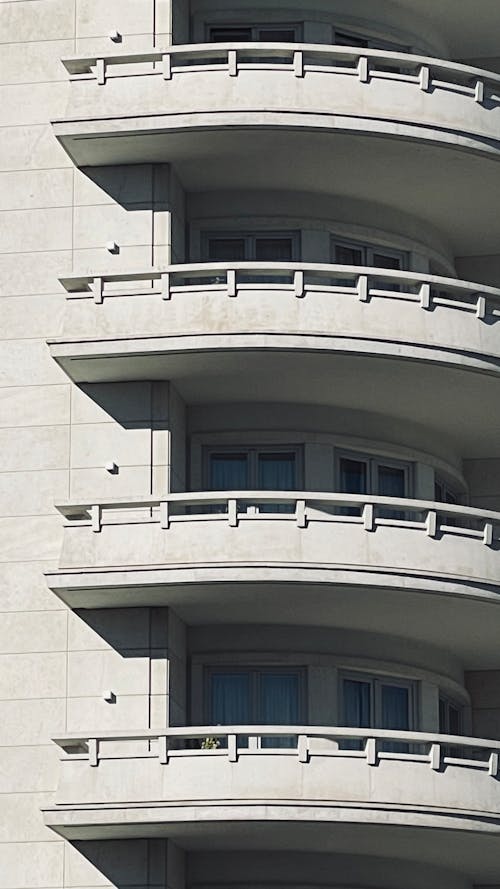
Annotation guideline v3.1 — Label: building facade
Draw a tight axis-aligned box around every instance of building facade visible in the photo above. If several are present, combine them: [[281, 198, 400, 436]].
[[2, 1, 500, 887]]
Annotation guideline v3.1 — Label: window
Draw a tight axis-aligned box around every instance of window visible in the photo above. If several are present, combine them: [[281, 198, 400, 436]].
[[439, 696, 462, 736], [206, 667, 305, 747], [341, 672, 416, 752], [205, 231, 299, 263], [208, 24, 300, 43], [333, 28, 408, 53], [205, 446, 300, 513], [439, 695, 464, 758], [331, 237, 406, 291], [434, 477, 460, 505], [337, 450, 411, 518]]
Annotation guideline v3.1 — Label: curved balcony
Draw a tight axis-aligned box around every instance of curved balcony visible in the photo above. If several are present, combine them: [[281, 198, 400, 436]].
[[51, 261, 500, 379], [46, 491, 500, 662], [52, 45, 500, 250], [43, 724, 500, 875], [49, 262, 500, 454], [56, 42, 500, 161]]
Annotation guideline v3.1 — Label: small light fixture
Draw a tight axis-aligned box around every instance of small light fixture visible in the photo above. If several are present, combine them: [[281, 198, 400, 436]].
[[108, 29, 122, 43], [102, 690, 116, 703], [105, 461, 119, 474], [106, 240, 119, 254]]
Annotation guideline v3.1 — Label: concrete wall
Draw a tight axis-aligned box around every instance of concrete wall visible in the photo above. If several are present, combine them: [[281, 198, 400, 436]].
[[0, 3, 184, 888], [466, 670, 500, 741]]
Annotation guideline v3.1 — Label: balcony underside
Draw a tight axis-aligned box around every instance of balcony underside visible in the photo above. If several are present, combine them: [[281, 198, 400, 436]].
[[44, 732, 500, 880], [48, 343, 500, 457], [46, 574, 500, 670]]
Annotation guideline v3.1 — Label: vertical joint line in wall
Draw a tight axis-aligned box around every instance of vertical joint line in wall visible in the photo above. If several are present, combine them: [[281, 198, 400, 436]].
[[151, 165, 156, 269], [148, 607, 153, 732], [150, 383, 154, 496]]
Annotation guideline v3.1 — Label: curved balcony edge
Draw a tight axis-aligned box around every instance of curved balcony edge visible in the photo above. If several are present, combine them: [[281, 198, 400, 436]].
[[53, 44, 500, 169], [49, 263, 500, 389], [43, 726, 500, 863]]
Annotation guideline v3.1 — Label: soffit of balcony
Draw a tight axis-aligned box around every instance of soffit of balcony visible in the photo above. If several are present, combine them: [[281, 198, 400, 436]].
[[53, 53, 500, 255], [47, 346, 500, 459], [44, 795, 500, 882], [45, 573, 500, 670]]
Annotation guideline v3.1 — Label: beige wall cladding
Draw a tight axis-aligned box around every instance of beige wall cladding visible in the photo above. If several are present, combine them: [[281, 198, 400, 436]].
[[0, 125, 70, 172], [0, 561, 63, 612], [0, 0, 75, 43], [0, 840, 63, 889], [0, 698, 66, 746], [0, 651, 66, 701], [0, 385, 69, 429]]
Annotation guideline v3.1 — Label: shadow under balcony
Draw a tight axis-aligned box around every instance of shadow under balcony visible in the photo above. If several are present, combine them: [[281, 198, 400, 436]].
[[43, 724, 500, 878], [45, 491, 500, 665]]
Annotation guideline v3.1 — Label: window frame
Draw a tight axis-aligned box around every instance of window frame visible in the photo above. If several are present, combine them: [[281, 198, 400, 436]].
[[206, 23, 302, 43], [330, 235, 408, 271], [203, 444, 304, 491], [332, 27, 410, 54], [204, 665, 308, 726], [202, 229, 301, 263], [339, 669, 418, 732], [335, 448, 413, 499]]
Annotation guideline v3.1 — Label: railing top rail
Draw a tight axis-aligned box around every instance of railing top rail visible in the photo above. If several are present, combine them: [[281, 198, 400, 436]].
[[60, 42, 500, 88], [58, 262, 500, 298], [51, 724, 500, 751], [54, 490, 500, 525]]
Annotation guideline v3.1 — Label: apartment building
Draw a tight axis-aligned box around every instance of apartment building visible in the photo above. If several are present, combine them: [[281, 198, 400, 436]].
[[2, 1, 500, 888]]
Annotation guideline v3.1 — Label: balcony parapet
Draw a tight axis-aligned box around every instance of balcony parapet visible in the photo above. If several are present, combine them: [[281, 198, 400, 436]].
[[53, 43, 500, 171], [55, 490, 500, 544], [43, 724, 500, 845], [60, 262, 499, 321], [46, 491, 500, 610], [50, 262, 500, 386], [62, 43, 500, 106]]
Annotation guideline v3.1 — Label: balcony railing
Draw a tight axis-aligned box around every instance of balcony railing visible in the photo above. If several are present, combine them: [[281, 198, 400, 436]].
[[60, 262, 500, 321], [61, 43, 500, 108], [57, 491, 499, 546], [53, 725, 500, 775]]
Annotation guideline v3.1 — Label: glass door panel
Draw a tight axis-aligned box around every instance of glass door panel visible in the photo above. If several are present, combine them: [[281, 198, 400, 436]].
[[260, 672, 300, 747], [372, 251, 402, 291], [209, 453, 248, 490], [342, 678, 371, 749], [258, 451, 295, 512], [210, 671, 251, 747], [339, 457, 367, 516], [379, 683, 410, 752], [207, 237, 246, 261], [377, 463, 406, 519]]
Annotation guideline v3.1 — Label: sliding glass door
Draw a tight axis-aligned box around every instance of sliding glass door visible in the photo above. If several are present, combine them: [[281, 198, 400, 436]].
[[208, 668, 303, 747]]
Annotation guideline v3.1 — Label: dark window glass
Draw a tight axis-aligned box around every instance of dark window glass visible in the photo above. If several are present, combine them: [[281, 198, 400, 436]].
[[258, 28, 296, 42], [209, 453, 248, 490], [208, 238, 246, 261], [335, 244, 364, 265], [209, 27, 252, 42], [334, 31, 369, 47], [255, 237, 293, 261]]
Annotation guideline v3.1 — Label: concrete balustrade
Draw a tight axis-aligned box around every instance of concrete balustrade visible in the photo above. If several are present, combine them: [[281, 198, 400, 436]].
[[52, 43, 500, 167], [46, 492, 500, 609], [43, 724, 500, 840], [62, 43, 500, 101], [50, 263, 500, 384]]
